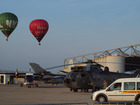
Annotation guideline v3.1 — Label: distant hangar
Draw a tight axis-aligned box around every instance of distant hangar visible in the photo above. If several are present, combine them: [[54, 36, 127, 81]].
[[64, 44, 140, 73], [0, 70, 25, 84]]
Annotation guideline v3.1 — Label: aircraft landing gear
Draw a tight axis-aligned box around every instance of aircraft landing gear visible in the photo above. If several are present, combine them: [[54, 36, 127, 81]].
[[84, 89, 88, 92], [21, 83, 23, 87], [73, 88, 78, 92], [36, 84, 38, 87], [28, 85, 31, 88]]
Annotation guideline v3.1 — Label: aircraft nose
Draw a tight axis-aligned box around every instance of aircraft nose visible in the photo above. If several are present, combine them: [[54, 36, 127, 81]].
[[71, 78, 76, 82], [64, 77, 76, 84], [64, 78, 71, 84]]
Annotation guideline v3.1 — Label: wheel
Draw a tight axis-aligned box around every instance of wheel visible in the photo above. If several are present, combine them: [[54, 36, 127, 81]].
[[136, 96, 140, 101], [28, 85, 31, 88], [36, 84, 38, 87], [21, 84, 23, 87], [73, 88, 78, 92], [97, 95, 106, 102], [84, 89, 88, 92]]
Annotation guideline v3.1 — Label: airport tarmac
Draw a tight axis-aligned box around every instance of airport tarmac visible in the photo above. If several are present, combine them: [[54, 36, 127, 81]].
[[0, 84, 93, 105]]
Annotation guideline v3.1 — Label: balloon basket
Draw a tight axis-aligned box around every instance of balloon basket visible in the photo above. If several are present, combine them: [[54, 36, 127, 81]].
[[39, 43, 41, 45], [6, 38, 8, 41]]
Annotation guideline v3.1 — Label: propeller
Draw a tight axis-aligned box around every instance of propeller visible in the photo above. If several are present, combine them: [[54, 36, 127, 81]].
[[44, 59, 140, 72], [45, 60, 102, 70]]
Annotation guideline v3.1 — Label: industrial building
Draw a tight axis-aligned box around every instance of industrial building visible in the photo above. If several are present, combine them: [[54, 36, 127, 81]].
[[64, 44, 140, 73], [0, 74, 10, 84], [0, 70, 25, 84]]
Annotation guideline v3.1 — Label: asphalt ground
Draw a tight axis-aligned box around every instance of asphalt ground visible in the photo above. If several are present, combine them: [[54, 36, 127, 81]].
[[0, 84, 94, 105]]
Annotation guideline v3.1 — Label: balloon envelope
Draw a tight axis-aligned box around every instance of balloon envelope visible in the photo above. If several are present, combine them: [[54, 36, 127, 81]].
[[29, 19, 49, 45], [0, 12, 18, 40]]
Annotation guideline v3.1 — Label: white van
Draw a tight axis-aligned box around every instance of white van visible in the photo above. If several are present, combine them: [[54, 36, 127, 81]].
[[91, 78, 140, 102]]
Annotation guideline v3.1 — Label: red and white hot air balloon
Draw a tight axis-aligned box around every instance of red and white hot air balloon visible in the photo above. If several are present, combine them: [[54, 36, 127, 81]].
[[29, 19, 49, 45]]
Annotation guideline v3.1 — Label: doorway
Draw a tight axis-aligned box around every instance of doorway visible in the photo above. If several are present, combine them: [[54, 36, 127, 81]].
[[0, 76, 4, 83]]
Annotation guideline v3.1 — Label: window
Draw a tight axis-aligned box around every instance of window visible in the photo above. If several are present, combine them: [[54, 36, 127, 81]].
[[137, 82, 140, 90], [67, 72, 72, 78], [81, 73, 85, 77], [113, 83, 121, 90], [124, 82, 135, 90], [107, 82, 121, 91]]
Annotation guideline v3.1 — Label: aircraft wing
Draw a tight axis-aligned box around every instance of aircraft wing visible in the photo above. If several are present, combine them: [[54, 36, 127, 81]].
[[58, 70, 68, 74]]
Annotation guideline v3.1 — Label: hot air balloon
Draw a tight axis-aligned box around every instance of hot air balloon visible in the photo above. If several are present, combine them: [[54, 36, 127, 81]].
[[29, 19, 49, 45], [0, 12, 18, 41]]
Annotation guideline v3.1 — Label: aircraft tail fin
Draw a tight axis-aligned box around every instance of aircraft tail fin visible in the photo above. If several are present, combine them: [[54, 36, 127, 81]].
[[30, 63, 50, 74]]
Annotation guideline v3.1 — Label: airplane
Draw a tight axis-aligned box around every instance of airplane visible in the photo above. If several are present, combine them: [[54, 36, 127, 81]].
[[0, 63, 65, 86], [63, 60, 140, 92], [29, 63, 65, 84]]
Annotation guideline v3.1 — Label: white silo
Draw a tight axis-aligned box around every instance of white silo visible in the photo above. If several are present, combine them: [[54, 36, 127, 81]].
[[106, 55, 125, 73]]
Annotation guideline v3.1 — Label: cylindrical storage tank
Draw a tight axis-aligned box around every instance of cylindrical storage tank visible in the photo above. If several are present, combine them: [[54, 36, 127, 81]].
[[106, 55, 125, 73], [95, 56, 108, 70], [68, 59, 74, 72]]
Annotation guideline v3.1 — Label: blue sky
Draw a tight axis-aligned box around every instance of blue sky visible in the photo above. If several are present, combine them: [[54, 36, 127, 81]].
[[0, 0, 140, 73]]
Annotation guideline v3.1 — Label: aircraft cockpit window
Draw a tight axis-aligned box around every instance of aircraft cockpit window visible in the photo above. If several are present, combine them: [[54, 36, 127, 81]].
[[97, 67, 103, 72], [67, 72, 72, 78], [107, 82, 121, 91], [70, 72, 76, 78], [73, 73, 76, 78], [91, 66, 102, 72]]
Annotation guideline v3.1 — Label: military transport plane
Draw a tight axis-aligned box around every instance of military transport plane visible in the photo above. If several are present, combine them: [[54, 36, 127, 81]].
[[29, 63, 65, 84]]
